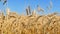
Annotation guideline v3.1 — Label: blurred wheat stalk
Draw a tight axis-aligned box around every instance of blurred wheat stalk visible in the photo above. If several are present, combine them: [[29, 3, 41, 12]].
[[0, 8, 60, 34]]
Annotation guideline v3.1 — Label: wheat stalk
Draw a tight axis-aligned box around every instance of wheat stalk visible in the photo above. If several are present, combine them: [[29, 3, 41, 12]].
[[26, 6, 31, 15], [37, 5, 44, 12]]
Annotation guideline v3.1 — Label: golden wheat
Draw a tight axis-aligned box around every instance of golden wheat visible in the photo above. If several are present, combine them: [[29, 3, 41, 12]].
[[0, 11, 60, 34]]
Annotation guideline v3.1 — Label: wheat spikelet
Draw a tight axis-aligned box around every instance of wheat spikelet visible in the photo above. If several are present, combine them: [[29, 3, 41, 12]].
[[3, 0, 7, 5], [26, 6, 31, 15], [47, 0, 53, 10], [6, 8, 10, 15], [37, 5, 44, 12]]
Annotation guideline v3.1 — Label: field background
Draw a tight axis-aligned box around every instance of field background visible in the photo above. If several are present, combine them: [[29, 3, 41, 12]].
[[0, 0, 60, 34]]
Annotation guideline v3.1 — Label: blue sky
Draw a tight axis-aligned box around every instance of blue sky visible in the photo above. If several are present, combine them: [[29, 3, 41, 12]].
[[0, 0, 60, 15]]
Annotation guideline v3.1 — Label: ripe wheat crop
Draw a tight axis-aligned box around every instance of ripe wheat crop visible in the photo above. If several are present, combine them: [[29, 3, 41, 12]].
[[0, 11, 60, 34]]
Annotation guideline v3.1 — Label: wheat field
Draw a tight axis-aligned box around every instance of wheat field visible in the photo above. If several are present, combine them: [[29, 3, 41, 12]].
[[0, 11, 60, 34]]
